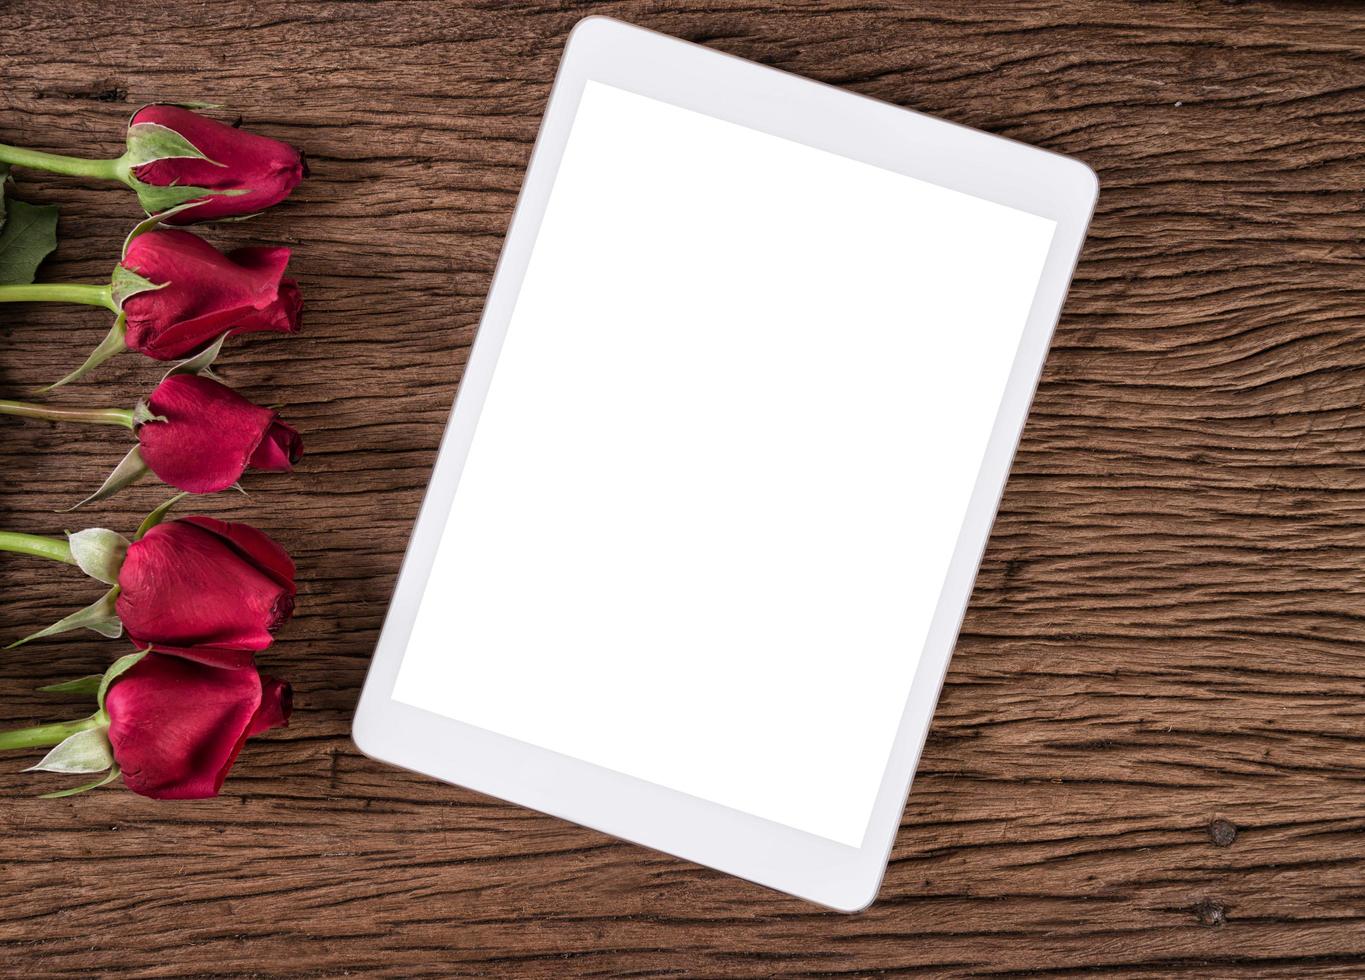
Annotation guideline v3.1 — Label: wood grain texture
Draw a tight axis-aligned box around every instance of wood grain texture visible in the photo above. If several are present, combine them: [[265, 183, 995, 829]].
[[1, 0, 1363, 975]]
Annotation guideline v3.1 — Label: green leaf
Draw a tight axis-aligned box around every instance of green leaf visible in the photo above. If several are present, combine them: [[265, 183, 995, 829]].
[[98, 651, 146, 712], [24, 727, 112, 774], [135, 492, 186, 539], [40, 764, 120, 799], [39, 675, 103, 696], [66, 527, 130, 585], [0, 199, 58, 286], [0, 163, 10, 228], [110, 263, 165, 309], [7, 587, 121, 648], [70, 445, 152, 511]]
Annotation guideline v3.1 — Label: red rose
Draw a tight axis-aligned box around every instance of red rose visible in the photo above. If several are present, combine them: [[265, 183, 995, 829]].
[[137, 374, 302, 494], [116, 516, 297, 669], [119, 228, 301, 360], [130, 104, 305, 223], [106, 653, 292, 799]]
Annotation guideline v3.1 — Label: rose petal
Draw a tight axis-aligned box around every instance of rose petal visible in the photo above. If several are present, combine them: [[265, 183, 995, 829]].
[[106, 653, 265, 799], [116, 518, 295, 662], [138, 374, 278, 493], [247, 421, 302, 473], [247, 676, 293, 736], [178, 515, 296, 591]]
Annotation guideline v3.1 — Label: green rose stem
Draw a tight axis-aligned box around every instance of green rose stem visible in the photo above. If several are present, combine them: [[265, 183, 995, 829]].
[[0, 283, 117, 311], [0, 143, 129, 184], [0, 400, 134, 429], [0, 281, 128, 389], [0, 531, 75, 565], [0, 716, 97, 751]]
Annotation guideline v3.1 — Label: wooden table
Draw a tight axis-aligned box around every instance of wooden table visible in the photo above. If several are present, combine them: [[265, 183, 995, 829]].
[[1, 2, 1362, 975]]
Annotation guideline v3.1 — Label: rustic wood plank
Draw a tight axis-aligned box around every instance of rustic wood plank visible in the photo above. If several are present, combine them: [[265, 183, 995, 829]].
[[1, 0, 1363, 975]]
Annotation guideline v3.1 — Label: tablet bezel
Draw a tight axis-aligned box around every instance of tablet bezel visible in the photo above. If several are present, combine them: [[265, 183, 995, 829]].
[[353, 15, 1097, 911]]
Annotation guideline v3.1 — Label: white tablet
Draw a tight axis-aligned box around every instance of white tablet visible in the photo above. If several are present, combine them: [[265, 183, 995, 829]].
[[354, 15, 1096, 911]]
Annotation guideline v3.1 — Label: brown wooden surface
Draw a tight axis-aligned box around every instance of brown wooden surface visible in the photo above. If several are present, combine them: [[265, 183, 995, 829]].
[[1, 1, 1363, 976]]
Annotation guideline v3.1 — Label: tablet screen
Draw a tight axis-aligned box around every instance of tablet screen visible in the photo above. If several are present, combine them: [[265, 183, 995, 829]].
[[391, 80, 1056, 848]]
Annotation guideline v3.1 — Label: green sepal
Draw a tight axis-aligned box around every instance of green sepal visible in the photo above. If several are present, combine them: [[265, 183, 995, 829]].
[[165, 332, 228, 379], [69, 445, 152, 512], [39, 675, 102, 696], [40, 765, 120, 799], [121, 201, 200, 257], [24, 726, 112, 774], [110, 264, 165, 310], [0, 198, 59, 286], [205, 210, 264, 224], [132, 181, 244, 215], [124, 121, 219, 169], [66, 528, 130, 585], [135, 493, 186, 540], [98, 651, 146, 712], [7, 586, 122, 648], [131, 400, 166, 426], [42, 313, 127, 392]]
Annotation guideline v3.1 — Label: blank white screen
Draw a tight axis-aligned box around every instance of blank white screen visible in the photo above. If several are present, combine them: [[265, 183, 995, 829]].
[[392, 80, 1056, 847]]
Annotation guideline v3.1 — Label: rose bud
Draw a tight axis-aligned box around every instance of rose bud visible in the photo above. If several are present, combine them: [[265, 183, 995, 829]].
[[0, 372, 303, 504], [126, 105, 306, 223], [0, 225, 302, 389], [117, 516, 297, 669], [0, 509, 296, 670], [136, 374, 303, 493], [0, 651, 291, 800], [120, 228, 301, 360], [0, 103, 304, 222]]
